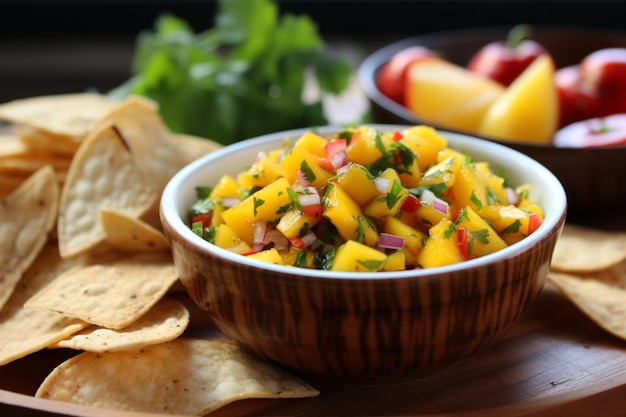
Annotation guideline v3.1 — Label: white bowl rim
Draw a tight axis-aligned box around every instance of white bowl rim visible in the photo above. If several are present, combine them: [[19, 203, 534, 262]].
[[161, 124, 567, 280]]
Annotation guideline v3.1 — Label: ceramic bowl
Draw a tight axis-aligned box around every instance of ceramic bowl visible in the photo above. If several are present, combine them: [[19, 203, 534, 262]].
[[357, 26, 626, 218], [160, 124, 567, 384]]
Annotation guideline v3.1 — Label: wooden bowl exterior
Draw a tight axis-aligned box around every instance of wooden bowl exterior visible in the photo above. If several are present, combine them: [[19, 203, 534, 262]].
[[165, 219, 562, 383]]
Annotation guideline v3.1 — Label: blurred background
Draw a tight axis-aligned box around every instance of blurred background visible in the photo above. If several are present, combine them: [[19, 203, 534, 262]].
[[1, 0, 625, 104]]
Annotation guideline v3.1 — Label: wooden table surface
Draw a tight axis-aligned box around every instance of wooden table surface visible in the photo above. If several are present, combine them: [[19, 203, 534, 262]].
[[2, 40, 626, 417]]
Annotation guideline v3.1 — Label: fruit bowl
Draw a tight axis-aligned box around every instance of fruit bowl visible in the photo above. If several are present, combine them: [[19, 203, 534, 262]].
[[358, 26, 626, 217], [160, 124, 567, 384]]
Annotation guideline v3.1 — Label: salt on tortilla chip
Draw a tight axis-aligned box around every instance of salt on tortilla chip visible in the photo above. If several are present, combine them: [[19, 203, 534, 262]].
[[548, 266, 626, 340], [0, 93, 117, 139], [0, 164, 59, 310], [25, 251, 180, 330], [49, 296, 189, 353], [57, 123, 158, 258], [0, 240, 89, 366], [551, 224, 626, 273], [100, 208, 170, 252], [36, 338, 319, 415]]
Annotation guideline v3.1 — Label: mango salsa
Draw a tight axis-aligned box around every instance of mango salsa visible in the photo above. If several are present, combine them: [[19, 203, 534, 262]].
[[188, 125, 544, 271]]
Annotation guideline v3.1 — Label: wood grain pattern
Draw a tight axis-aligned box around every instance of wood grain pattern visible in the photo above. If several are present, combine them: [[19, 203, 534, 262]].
[[2, 281, 626, 417]]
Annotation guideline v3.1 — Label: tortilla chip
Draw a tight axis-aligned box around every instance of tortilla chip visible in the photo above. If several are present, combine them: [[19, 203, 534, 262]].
[[25, 251, 179, 330], [0, 93, 117, 138], [50, 296, 189, 353], [0, 165, 59, 310], [57, 123, 158, 258], [36, 338, 319, 415], [551, 224, 626, 272], [100, 208, 170, 252], [92, 96, 187, 197], [548, 266, 626, 340], [16, 124, 83, 156], [0, 240, 89, 366]]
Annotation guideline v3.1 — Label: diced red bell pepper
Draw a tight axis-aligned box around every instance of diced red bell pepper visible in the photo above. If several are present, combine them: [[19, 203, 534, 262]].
[[457, 227, 472, 261]]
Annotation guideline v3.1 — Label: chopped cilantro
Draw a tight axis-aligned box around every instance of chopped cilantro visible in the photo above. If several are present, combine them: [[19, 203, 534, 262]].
[[108, 0, 353, 144]]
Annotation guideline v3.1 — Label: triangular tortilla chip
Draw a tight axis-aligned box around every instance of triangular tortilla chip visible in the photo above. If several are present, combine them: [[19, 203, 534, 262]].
[[0, 165, 59, 309], [57, 124, 158, 258], [549, 266, 626, 340], [551, 224, 626, 273], [0, 240, 89, 366], [100, 208, 170, 252], [36, 338, 319, 415], [25, 251, 179, 330], [0, 93, 117, 138], [50, 296, 189, 353]]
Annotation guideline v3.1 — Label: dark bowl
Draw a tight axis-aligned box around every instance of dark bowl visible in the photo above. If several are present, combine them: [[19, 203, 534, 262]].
[[358, 26, 626, 219]]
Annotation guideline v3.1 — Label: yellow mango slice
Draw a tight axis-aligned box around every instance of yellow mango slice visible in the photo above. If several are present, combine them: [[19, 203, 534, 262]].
[[331, 240, 387, 272], [478, 54, 558, 144], [455, 205, 508, 257], [406, 58, 505, 133], [418, 218, 463, 268]]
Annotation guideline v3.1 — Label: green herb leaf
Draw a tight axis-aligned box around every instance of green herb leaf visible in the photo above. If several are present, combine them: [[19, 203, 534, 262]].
[[109, 0, 353, 145]]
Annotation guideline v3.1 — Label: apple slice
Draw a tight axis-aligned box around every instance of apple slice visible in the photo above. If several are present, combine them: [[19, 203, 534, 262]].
[[478, 54, 558, 144], [405, 57, 505, 133]]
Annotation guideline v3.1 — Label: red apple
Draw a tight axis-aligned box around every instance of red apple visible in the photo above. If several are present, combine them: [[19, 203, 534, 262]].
[[467, 25, 547, 86], [555, 48, 626, 127], [554, 113, 626, 148], [376, 46, 435, 104]]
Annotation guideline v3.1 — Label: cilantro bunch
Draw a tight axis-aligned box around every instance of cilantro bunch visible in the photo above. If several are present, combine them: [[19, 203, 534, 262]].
[[109, 0, 353, 145]]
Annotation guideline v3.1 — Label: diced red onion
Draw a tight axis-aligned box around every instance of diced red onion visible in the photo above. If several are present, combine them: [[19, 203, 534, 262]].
[[297, 169, 312, 186], [420, 189, 436, 204], [264, 229, 290, 251], [253, 221, 268, 245], [420, 189, 448, 214], [255, 151, 267, 164], [298, 193, 321, 207], [221, 197, 240, 208], [330, 150, 349, 169], [378, 233, 405, 250], [336, 162, 352, 175], [300, 231, 318, 247], [505, 187, 519, 205], [432, 198, 448, 215], [374, 177, 390, 193]]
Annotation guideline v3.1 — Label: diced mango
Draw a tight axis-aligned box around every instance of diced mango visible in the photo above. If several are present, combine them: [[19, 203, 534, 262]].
[[400, 126, 447, 172], [482, 204, 533, 246], [323, 183, 378, 247], [455, 205, 508, 257], [237, 154, 285, 189], [210, 175, 241, 200], [276, 208, 321, 238], [331, 240, 387, 272], [293, 131, 328, 157], [418, 218, 463, 268], [364, 169, 409, 219], [247, 248, 285, 265], [280, 147, 332, 187], [221, 177, 292, 244], [415, 203, 449, 230], [345, 126, 385, 165], [450, 164, 489, 213], [334, 163, 379, 206], [383, 250, 406, 271], [383, 216, 426, 256], [213, 223, 244, 249]]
